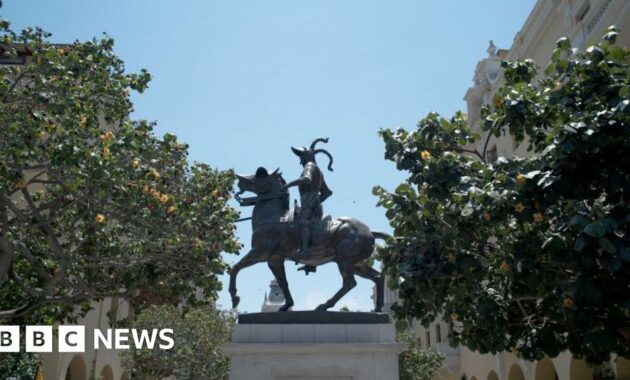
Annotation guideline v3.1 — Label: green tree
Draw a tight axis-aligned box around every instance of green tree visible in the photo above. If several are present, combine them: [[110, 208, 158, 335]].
[[397, 330, 444, 380], [0, 351, 38, 379], [0, 18, 240, 324], [121, 304, 234, 380], [593, 362, 616, 380], [374, 27, 630, 364]]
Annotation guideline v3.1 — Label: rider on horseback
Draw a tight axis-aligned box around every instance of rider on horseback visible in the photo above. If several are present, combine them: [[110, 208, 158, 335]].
[[284, 137, 334, 262]]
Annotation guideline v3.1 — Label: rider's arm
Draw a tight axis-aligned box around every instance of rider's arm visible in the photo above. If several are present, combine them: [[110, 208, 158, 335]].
[[319, 180, 332, 202], [285, 164, 315, 189], [284, 176, 311, 189]]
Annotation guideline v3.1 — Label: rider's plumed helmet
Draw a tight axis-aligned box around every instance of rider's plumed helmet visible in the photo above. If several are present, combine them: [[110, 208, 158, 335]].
[[291, 137, 334, 171]]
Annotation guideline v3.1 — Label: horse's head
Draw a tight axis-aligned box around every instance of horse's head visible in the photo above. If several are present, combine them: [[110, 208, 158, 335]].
[[235, 167, 288, 210], [236, 167, 283, 194]]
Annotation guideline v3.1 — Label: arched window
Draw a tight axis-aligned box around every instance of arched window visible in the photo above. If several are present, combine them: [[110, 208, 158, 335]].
[[535, 358, 558, 380], [570, 357, 593, 380], [486, 144, 498, 162], [616, 356, 630, 379], [436, 324, 442, 343], [64, 355, 87, 380], [508, 364, 526, 380], [100, 365, 114, 380], [487, 370, 499, 380]]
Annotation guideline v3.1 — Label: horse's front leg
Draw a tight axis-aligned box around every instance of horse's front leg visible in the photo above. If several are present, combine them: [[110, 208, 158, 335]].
[[316, 264, 357, 311], [268, 257, 294, 312], [229, 249, 261, 309]]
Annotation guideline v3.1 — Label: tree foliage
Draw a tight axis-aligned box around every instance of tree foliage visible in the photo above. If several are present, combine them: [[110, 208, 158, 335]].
[[0, 19, 240, 323], [0, 351, 38, 379], [397, 330, 444, 380], [375, 27, 630, 364], [121, 304, 233, 380]]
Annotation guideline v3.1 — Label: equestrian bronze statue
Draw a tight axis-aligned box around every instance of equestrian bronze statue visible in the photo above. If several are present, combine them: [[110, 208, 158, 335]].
[[229, 138, 386, 312]]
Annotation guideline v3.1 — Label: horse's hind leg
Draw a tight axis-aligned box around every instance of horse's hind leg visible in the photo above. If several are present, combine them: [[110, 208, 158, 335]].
[[268, 258, 294, 312], [229, 250, 262, 309], [354, 264, 384, 312], [316, 264, 357, 311]]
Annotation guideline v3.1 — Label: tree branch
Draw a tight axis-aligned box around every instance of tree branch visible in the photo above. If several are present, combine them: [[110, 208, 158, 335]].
[[0, 193, 29, 223], [9, 267, 44, 296], [13, 240, 53, 281], [481, 131, 492, 163], [19, 188, 69, 293], [2, 68, 30, 103], [0, 236, 14, 282], [458, 148, 486, 162]]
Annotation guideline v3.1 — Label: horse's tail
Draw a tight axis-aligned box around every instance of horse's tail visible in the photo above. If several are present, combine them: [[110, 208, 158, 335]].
[[372, 231, 391, 241]]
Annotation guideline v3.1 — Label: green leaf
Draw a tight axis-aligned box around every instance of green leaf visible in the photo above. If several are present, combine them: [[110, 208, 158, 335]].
[[603, 30, 618, 43], [555, 37, 571, 49], [573, 237, 585, 252], [583, 221, 605, 238], [598, 237, 616, 253], [600, 258, 621, 272], [569, 215, 589, 227], [544, 63, 556, 76], [461, 203, 474, 217]]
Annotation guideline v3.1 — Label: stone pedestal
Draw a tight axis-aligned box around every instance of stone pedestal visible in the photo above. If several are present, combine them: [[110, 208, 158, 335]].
[[225, 311, 407, 380]]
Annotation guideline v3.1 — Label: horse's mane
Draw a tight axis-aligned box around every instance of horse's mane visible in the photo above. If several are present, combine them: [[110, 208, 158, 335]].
[[276, 173, 290, 212]]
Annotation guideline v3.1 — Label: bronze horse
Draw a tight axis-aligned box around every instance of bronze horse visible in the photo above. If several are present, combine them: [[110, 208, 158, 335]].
[[229, 167, 386, 312]]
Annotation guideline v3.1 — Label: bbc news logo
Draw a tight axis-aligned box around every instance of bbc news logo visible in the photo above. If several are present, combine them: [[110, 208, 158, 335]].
[[0, 326, 174, 352]]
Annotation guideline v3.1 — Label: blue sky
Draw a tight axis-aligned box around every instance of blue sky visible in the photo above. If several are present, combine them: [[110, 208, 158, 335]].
[[4, 0, 536, 312]]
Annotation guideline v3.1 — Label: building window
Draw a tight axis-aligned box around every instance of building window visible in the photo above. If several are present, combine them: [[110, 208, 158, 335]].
[[109, 297, 119, 325], [436, 324, 442, 343], [486, 144, 498, 163], [575, 2, 591, 23], [417, 337, 422, 349], [426, 331, 431, 348]]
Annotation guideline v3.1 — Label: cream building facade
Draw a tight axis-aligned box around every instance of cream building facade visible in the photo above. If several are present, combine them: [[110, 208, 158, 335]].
[[384, 1, 630, 379], [40, 298, 130, 380]]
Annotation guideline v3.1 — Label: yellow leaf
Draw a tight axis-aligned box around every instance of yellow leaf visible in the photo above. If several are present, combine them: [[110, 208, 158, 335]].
[[500, 261, 510, 271], [563, 297, 574, 308]]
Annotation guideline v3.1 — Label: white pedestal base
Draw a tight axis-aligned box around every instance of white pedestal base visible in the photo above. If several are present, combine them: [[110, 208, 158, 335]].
[[225, 322, 406, 380]]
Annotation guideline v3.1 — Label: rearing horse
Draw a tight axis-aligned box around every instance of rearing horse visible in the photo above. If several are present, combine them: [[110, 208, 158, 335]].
[[229, 167, 386, 312]]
